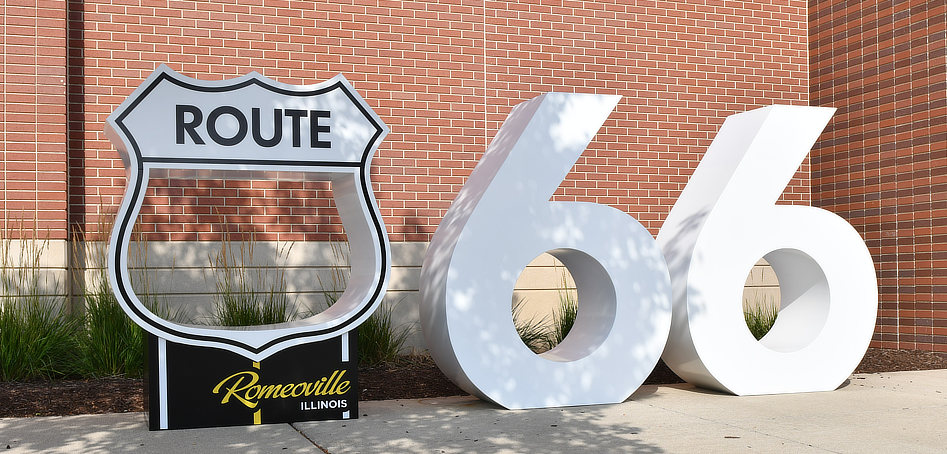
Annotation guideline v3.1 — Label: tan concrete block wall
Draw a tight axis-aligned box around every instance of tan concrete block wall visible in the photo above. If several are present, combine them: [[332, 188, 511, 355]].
[[743, 259, 781, 309], [0, 239, 70, 304], [2, 240, 783, 350]]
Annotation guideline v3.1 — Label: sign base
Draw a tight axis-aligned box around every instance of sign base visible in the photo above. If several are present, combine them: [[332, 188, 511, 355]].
[[145, 332, 358, 430]]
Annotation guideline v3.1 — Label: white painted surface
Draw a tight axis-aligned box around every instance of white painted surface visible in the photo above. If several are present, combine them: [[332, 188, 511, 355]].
[[657, 105, 878, 395], [420, 93, 672, 409], [105, 66, 391, 361]]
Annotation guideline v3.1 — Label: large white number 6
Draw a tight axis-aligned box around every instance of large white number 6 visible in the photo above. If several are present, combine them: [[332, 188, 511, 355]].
[[657, 106, 878, 395], [420, 94, 672, 409]]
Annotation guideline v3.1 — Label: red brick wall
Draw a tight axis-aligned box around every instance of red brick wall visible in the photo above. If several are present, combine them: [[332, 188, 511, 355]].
[[485, 0, 811, 229], [23, 1, 947, 353], [811, 0, 947, 353], [0, 0, 69, 239], [6, 1, 943, 353], [51, 0, 809, 243]]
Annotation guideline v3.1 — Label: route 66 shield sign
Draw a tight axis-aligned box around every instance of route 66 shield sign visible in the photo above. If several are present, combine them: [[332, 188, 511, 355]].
[[105, 65, 390, 362]]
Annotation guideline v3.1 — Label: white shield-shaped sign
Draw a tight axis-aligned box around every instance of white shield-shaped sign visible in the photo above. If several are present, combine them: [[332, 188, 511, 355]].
[[105, 65, 390, 361]]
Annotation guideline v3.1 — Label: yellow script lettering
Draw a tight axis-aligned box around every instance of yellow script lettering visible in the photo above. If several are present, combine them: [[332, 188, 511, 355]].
[[258, 384, 283, 399], [212, 371, 260, 409], [336, 380, 351, 395], [291, 383, 306, 397], [213, 369, 352, 408], [279, 385, 294, 399]]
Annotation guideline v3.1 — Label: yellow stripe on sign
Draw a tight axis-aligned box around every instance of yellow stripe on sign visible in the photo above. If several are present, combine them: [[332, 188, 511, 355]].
[[252, 362, 261, 423]]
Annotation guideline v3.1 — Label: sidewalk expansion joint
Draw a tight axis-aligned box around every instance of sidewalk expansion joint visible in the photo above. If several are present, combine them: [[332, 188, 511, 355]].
[[289, 422, 330, 454]]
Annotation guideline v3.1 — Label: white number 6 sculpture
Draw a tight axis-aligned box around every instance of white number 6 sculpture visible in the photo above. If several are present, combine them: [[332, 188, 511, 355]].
[[420, 93, 673, 409], [657, 106, 878, 395], [421, 99, 877, 408]]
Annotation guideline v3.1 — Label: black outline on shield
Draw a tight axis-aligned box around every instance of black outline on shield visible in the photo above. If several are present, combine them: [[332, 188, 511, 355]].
[[106, 66, 390, 358]]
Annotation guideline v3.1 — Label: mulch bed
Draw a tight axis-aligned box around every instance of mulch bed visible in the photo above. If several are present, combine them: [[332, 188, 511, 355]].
[[1, 348, 944, 418]]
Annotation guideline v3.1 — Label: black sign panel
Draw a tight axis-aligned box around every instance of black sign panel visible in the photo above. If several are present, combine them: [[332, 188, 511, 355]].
[[146, 333, 358, 430]]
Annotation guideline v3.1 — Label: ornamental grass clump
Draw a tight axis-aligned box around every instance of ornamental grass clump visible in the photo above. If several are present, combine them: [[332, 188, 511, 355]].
[[77, 286, 183, 379], [0, 229, 80, 381], [356, 300, 412, 365], [211, 233, 296, 327], [73, 210, 185, 378], [551, 270, 578, 345], [743, 297, 779, 341], [77, 277, 145, 377], [73, 215, 146, 378], [0, 295, 80, 381], [1, 214, 189, 381], [511, 268, 578, 354], [512, 297, 554, 353], [319, 240, 412, 365]]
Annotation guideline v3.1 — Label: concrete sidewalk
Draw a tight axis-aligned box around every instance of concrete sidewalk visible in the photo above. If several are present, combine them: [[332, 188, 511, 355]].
[[2, 370, 944, 453]]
